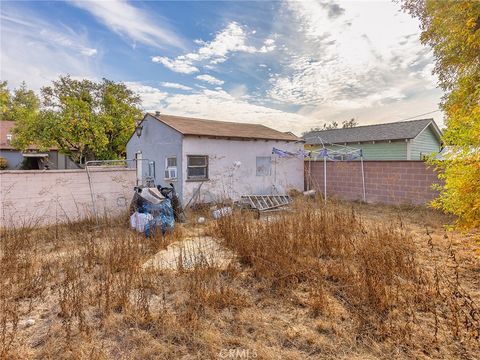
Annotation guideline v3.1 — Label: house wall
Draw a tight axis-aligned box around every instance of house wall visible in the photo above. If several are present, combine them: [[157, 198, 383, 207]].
[[308, 141, 408, 160], [306, 160, 440, 205], [358, 141, 407, 160], [0, 150, 23, 169], [0, 150, 79, 170], [0, 168, 136, 228], [182, 137, 304, 204], [56, 153, 81, 169], [126, 114, 184, 199], [46, 151, 58, 168], [410, 125, 441, 160]]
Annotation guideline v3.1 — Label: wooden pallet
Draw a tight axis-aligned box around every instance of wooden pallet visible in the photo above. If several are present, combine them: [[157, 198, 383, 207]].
[[240, 194, 291, 211]]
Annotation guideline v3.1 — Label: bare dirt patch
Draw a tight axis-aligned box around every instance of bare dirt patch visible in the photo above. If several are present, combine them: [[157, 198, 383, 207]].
[[142, 230, 233, 271]]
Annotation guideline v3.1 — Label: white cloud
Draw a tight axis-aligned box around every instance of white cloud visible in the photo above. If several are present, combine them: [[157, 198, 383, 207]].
[[0, 9, 99, 90], [153, 21, 275, 73], [1, 13, 98, 59], [123, 82, 316, 135], [152, 56, 199, 74], [162, 88, 315, 134], [267, 0, 439, 110], [80, 48, 98, 57], [415, 63, 437, 90], [259, 38, 276, 53], [34, 25, 98, 57], [228, 84, 249, 99], [196, 74, 224, 85], [70, 0, 185, 49], [125, 82, 168, 108], [160, 82, 192, 91], [306, 88, 444, 128]]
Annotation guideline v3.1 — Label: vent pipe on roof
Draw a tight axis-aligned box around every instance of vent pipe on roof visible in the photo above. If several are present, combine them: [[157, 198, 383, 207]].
[[155, 111, 161, 116]]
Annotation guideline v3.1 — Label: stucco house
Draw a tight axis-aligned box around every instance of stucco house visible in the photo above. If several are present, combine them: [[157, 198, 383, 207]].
[[303, 118, 442, 160], [126, 113, 305, 204], [0, 121, 78, 170]]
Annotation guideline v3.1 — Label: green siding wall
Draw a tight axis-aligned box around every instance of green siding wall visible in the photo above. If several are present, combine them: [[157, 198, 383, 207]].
[[410, 125, 441, 160], [357, 142, 407, 160], [309, 141, 407, 160]]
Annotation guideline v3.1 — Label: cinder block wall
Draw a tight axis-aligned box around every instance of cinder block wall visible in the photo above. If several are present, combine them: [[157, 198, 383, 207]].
[[0, 168, 136, 228], [305, 160, 440, 205]]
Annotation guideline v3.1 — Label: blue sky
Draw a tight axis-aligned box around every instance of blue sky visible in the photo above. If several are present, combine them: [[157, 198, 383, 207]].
[[1, 0, 443, 134]]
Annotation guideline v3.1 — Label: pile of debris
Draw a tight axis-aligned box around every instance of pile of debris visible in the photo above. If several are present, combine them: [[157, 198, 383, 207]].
[[129, 183, 182, 237]]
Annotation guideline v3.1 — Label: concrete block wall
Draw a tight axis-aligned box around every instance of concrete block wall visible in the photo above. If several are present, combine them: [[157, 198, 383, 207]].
[[306, 160, 440, 205], [0, 168, 136, 228]]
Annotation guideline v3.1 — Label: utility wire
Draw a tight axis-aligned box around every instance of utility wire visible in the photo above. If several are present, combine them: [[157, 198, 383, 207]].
[[398, 109, 441, 122]]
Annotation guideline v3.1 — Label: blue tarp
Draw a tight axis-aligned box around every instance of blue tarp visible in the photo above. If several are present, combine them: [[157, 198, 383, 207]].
[[142, 198, 175, 237], [272, 146, 362, 161], [272, 147, 310, 158]]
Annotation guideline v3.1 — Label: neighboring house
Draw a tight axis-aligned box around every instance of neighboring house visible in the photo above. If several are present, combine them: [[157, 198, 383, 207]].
[[303, 118, 442, 160], [126, 113, 305, 204], [0, 121, 78, 170]]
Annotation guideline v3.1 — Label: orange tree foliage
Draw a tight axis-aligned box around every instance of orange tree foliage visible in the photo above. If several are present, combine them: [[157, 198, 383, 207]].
[[402, 0, 480, 230]]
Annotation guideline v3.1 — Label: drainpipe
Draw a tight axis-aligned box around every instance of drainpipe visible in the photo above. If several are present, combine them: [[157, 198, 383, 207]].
[[136, 151, 143, 186]]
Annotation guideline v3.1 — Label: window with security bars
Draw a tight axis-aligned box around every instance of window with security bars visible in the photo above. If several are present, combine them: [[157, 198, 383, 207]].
[[187, 155, 208, 180]]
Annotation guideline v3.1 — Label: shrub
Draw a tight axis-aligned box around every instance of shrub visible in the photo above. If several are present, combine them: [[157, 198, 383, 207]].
[[0, 156, 7, 170]]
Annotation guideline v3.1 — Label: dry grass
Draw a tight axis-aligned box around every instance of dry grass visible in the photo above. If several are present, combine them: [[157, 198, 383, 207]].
[[1, 199, 479, 359]]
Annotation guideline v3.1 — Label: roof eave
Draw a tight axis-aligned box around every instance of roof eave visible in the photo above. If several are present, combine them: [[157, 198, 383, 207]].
[[183, 133, 301, 142], [305, 137, 413, 145], [149, 112, 187, 135], [126, 113, 187, 145]]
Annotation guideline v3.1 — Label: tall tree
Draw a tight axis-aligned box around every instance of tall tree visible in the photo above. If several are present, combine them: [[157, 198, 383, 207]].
[[10, 82, 40, 119], [12, 76, 142, 164], [402, 0, 480, 229], [0, 81, 39, 121], [0, 81, 10, 118], [302, 118, 357, 137], [342, 118, 358, 128]]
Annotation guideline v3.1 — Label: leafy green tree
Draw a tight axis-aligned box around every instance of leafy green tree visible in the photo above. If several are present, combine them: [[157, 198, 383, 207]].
[[342, 118, 358, 128], [0, 81, 10, 118], [10, 83, 41, 154], [13, 76, 142, 164], [402, 0, 480, 230], [0, 81, 40, 121], [302, 118, 357, 137], [10, 82, 40, 119]]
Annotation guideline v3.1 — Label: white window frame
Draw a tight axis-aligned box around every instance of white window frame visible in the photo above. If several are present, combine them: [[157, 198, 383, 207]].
[[187, 155, 208, 181], [164, 156, 177, 180], [256, 156, 272, 176]]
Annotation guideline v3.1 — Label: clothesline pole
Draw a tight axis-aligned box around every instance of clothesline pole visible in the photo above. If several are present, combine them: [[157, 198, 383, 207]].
[[361, 154, 366, 202], [307, 158, 311, 191], [323, 155, 327, 205], [274, 154, 277, 186]]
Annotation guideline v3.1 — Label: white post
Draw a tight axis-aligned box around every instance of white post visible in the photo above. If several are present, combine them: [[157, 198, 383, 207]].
[[361, 155, 366, 202], [136, 151, 143, 186], [307, 158, 311, 191], [323, 155, 327, 205], [274, 154, 277, 185]]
